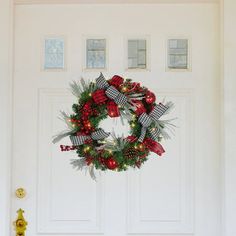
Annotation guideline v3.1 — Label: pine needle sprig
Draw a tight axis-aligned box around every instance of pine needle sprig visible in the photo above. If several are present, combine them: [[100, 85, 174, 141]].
[[71, 158, 97, 180], [71, 158, 86, 170], [163, 101, 175, 115], [156, 118, 176, 140], [52, 111, 76, 143], [103, 132, 128, 152], [69, 78, 97, 98]]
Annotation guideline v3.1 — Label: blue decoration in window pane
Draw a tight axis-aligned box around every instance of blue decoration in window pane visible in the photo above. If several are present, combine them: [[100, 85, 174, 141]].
[[44, 38, 64, 69]]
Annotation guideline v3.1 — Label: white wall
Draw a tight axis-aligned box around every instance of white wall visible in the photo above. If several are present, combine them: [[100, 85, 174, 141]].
[[0, 0, 12, 235], [223, 0, 236, 236]]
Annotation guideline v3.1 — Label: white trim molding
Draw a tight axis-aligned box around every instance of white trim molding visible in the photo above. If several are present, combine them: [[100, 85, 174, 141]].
[[0, 0, 13, 235], [222, 0, 236, 236], [14, 0, 219, 5]]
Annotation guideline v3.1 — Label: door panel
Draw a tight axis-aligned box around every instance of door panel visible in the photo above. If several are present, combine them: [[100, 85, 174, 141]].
[[37, 89, 104, 234], [12, 4, 220, 236], [127, 91, 194, 234]]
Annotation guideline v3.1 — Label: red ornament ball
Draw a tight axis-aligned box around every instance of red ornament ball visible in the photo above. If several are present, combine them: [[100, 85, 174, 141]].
[[133, 100, 146, 115], [106, 157, 118, 170], [145, 91, 156, 104]]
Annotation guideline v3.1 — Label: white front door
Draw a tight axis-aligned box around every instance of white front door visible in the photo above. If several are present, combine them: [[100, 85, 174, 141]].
[[11, 3, 221, 236]]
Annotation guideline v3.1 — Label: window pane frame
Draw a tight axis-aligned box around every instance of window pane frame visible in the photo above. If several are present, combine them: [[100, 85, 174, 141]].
[[44, 37, 65, 70], [86, 38, 106, 69], [167, 38, 189, 70], [127, 39, 147, 70]]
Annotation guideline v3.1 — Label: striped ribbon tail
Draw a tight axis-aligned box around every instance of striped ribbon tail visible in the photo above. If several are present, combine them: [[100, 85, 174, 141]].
[[70, 135, 90, 146], [70, 129, 110, 146], [150, 103, 169, 121], [91, 129, 110, 140], [95, 73, 128, 107], [138, 126, 147, 142], [148, 127, 160, 141], [138, 113, 152, 142], [105, 86, 128, 106], [96, 73, 109, 89], [138, 103, 169, 142]]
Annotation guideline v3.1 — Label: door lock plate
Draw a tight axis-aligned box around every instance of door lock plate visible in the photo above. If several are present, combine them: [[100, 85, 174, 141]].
[[13, 209, 27, 236], [15, 188, 26, 199]]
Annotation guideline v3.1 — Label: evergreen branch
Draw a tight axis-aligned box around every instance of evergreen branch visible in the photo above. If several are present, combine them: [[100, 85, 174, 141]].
[[156, 119, 177, 140], [59, 111, 74, 129], [71, 159, 97, 181], [103, 133, 128, 152], [71, 158, 86, 170], [88, 165, 97, 181], [69, 81, 83, 98], [120, 108, 133, 122], [69, 78, 97, 98], [163, 101, 175, 115], [52, 130, 74, 144]]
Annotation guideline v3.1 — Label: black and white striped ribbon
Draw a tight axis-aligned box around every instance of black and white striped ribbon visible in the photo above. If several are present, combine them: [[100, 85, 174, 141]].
[[91, 129, 110, 140], [96, 73, 128, 106], [70, 129, 110, 146], [138, 104, 169, 142]]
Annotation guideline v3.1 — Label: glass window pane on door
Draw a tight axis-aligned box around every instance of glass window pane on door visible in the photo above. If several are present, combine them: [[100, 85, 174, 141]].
[[168, 39, 188, 69], [44, 38, 64, 69], [128, 39, 147, 69], [86, 39, 106, 69]]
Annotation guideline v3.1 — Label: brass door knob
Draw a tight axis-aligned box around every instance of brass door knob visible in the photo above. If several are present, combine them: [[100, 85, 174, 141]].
[[15, 188, 26, 199]]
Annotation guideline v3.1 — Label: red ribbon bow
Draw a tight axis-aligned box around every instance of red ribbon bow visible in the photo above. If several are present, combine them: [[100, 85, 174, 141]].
[[126, 136, 165, 156]]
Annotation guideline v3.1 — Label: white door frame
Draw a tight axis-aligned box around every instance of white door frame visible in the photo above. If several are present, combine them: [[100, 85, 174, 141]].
[[1, 1, 235, 236], [221, 1, 236, 236], [0, 0, 13, 235]]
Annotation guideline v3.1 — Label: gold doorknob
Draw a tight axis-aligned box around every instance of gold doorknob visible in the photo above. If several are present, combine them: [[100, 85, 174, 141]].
[[15, 188, 26, 199], [13, 209, 27, 236]]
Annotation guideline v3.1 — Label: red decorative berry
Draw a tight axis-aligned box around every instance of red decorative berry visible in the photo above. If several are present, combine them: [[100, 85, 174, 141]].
[[85, 156, 93, 165], [99, 157, 106, 165], [145, 91, 156, 104], [92, 89, 108, 104], [83, 101, 92, 110], [106, 157, 118, 170]]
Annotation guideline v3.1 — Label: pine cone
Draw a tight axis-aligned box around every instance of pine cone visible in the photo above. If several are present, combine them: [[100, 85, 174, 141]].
[[124, 147, 138, 159]]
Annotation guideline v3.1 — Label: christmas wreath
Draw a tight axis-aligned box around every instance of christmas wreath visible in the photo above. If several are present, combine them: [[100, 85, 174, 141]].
[[53, 73, 174, 179]]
